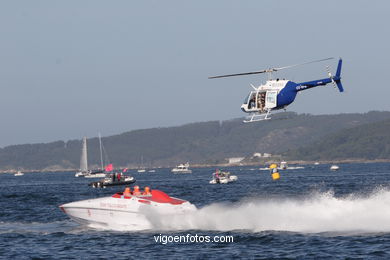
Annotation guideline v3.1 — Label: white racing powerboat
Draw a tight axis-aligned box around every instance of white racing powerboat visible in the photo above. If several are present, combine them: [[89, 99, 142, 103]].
[[60, 187, 196, 230], [209, 170, 238, 184]]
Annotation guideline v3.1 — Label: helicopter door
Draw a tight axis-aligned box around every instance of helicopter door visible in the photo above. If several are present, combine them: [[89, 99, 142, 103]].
[[265, 91, 277, 109]]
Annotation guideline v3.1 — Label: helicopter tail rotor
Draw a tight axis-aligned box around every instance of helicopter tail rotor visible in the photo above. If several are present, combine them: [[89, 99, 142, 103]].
[[326, 58, 344, 92]]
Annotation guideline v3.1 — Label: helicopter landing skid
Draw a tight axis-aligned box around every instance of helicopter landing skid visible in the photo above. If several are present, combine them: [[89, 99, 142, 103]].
[[243, 109, 271, 123]]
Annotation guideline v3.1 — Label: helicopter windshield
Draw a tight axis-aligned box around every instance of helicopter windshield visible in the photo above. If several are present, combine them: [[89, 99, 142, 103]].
[[246, 92, 257, 109], [243, 93, 251, 104]]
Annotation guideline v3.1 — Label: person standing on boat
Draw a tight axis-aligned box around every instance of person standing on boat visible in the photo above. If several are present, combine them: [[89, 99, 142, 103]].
[[215, 169, 220, 183]]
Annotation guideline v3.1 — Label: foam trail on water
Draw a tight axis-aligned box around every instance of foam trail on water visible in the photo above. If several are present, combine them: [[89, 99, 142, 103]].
[[147, 188, 390, 233]]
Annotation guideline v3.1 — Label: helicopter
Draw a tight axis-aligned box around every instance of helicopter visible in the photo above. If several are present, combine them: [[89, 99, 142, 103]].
[[209, 57, 343, 123]]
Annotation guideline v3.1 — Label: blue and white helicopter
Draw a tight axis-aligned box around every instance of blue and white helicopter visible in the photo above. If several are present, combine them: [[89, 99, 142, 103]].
[[209, 57, 343, 122]]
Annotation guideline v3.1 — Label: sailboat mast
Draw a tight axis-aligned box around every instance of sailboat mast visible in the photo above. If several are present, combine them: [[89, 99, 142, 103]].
[[99, 133, 104, 170]]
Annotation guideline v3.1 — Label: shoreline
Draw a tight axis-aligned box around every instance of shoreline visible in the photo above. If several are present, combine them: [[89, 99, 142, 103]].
[[1, 158, 390, 173]]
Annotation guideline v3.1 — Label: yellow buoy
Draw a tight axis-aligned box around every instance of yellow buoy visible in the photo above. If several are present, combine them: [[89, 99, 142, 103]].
[[272, 172, 280, 180], [269, 163, 278, 169]]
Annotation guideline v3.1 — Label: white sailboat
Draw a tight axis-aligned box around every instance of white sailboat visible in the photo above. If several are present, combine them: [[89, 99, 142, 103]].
[[75, 137, 89, 177], [84, 133, 107, 178]]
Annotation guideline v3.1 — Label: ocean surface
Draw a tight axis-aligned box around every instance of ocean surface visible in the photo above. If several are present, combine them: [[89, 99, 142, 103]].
[[1, 163, 390, 259]]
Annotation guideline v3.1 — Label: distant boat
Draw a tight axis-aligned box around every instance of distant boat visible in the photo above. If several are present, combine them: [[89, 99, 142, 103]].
[[148, 169, 156, 173], [76, 134, 108, 178], [314, 162, 320, 165], [137, 169, 146, 173], [171, 163, 192, 174], [209, 169, 238, 184], [14, 171, 24, 176], [84, 171, 106, 178], [279, 161, 288, 170], [89, 173, 136, 188], [330, 165, 339, 171]]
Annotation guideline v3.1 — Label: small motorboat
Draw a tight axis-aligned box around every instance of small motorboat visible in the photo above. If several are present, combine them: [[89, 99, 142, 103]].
[[59, 187, 196, 230], [330, 165, 340, 171], [209, 170, 238, 184], [279, 161, 288, 170], [14, 171, 24, 176], [171, 162, 192, 174], [89, 173, 136, 188]]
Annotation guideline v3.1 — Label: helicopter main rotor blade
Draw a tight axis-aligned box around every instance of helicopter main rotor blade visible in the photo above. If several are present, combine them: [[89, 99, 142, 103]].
[[208, 57, 334, 79], [273, 57, 334, 71], [208, 69, 271, 79]]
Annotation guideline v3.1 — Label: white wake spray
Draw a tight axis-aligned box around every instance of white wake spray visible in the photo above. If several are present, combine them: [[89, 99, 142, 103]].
[[146, 188, 390, 233]]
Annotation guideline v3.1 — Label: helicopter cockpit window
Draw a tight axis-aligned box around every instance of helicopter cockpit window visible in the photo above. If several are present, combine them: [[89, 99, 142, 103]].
[[243, 93, 251, 104]]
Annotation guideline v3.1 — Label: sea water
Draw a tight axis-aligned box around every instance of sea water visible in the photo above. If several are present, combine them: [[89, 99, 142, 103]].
[[1, 163, 390, 259]]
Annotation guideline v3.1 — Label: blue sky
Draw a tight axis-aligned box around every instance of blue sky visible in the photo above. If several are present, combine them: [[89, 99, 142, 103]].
[[0, 0, 389, 147]]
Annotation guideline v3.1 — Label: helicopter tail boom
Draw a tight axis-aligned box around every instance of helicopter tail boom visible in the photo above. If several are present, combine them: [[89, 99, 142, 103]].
[[296, 58, 343, 92]]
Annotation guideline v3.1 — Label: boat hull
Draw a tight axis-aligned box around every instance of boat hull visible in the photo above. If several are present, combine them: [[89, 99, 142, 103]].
[[84, 173, 107, 178], [61, 204, 151, 230], [209, 175, 238, 184], [89, 177, 136, 188], [75, 172, 85, 177], [171, 170, 192, 174], [60, 191, 196, 230]]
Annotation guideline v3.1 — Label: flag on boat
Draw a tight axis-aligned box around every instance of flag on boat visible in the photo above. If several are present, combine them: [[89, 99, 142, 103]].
[[122, 168, 128, 172], [105, 164, 113, 172]]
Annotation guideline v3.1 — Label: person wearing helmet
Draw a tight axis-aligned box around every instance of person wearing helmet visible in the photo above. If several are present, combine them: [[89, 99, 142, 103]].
[[133, 185, 141, 196], [142, 186, 151, 196], [123, 187, 131, 197]]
